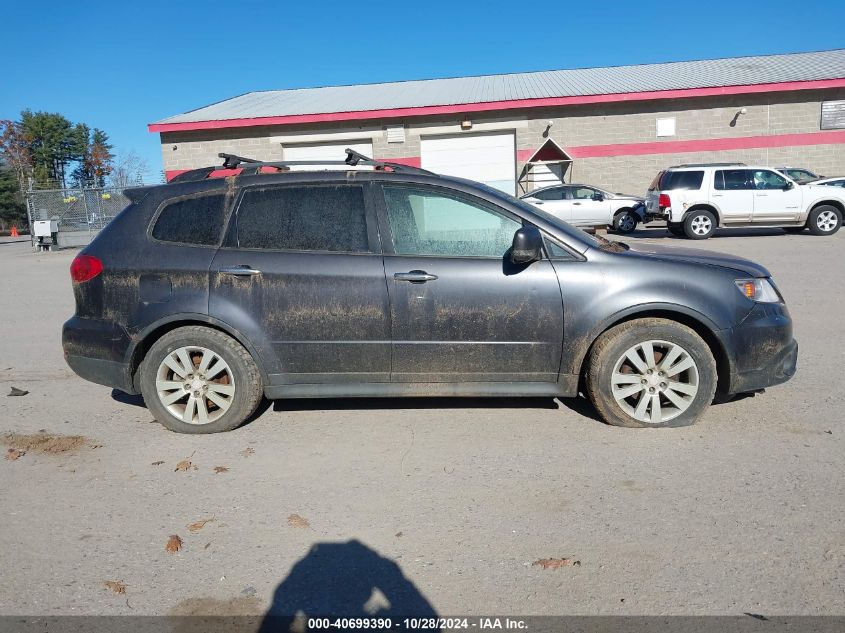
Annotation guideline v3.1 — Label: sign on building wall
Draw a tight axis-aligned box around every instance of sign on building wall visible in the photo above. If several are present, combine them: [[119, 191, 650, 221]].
[[821, 100, 845, 130]]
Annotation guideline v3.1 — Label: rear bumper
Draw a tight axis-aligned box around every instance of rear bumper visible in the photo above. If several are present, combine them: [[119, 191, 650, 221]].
[[717, 302, 798, 394], [62, 316, 137, 394]]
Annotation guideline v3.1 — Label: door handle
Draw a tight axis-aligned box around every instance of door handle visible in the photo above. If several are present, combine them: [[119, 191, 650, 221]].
[[394, 270, 438, 283], [573, 202, 582, 205], [219, 265, 262, 276]]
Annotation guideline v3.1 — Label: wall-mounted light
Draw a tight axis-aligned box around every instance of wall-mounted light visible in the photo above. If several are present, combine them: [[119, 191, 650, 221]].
[[730, 107, 748, 128], [461, 119, 472, 130]]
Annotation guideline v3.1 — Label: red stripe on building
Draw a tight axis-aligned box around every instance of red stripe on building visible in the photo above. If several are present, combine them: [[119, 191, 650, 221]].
[[562, 129, 845, 158], [149, 78, 845, 133]]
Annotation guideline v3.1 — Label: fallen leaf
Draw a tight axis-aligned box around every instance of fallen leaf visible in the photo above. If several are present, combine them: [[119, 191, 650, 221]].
[[151, 461, 164, 466], [89, 444, 104, 449], [187, 516, 215, 533], [395, 531, 403, 538], [532, 558, 581, 570], [204, 542, 211, 550], [287, 514, 310, 529], [165, 535, 183, 553], [8, 387, 29, 397], [240, 447, 255, 458], [174, 459, 192, 472], [103, 580, 127, 594], [5, 448, 25, 461], [213, 466, 229, 474]]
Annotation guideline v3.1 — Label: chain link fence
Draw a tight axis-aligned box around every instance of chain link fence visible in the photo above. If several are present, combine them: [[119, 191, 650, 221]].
[[26, 185, 133, 248]]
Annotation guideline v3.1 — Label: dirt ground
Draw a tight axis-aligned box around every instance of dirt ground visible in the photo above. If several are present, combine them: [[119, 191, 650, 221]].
[[0, 227, 843, 618]]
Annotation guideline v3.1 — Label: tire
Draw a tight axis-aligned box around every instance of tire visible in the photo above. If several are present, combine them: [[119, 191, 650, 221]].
[[585, 318, 717, 429], [683, 210, 717, 240], [613, 209, 639, 234], [667, 222, 685, 237], [140, 326, 263, 434], [807, 205, 842, 236]]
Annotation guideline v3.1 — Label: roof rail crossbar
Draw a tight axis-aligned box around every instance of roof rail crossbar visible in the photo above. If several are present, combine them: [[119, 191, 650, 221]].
[[167, 148, 436, 184]]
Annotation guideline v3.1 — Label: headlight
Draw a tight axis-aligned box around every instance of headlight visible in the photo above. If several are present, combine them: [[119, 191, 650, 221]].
[[735, 278, 782, 303]]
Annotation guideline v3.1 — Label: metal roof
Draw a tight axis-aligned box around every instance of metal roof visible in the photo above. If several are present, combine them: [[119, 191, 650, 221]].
[[156, 49, 845, 125]]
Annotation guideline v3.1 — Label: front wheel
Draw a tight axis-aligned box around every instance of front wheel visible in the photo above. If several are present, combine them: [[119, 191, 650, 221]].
[[807, 205, 842, 236], [613, 210, 639, 234], [586, 318, 717, 428], [683, 210, 717, 239], [140, 326, 264, 433]]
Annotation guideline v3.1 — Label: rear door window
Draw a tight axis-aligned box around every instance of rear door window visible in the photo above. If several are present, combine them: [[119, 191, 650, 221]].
[[152, 193, 227, 245], [658, 171, 704, 190], [715, 169, 752, 190], [235, 185, 370, 252], [532, 187, 566, 201]]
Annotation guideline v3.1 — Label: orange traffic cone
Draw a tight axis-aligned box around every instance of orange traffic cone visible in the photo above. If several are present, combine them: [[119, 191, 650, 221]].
[[10, 226, 18, 237]]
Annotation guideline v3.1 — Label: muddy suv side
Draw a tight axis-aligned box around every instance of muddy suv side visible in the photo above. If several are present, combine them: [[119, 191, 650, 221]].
[[63, 152, 797, 433], [646, 164, 845, 239]]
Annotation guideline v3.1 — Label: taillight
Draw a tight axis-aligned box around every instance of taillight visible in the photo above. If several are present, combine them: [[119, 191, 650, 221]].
[[658, 193, 671, 209], [70, 254, 103, 283]]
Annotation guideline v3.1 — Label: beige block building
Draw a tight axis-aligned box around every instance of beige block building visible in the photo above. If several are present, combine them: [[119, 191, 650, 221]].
[[150, 50, 845, 196]]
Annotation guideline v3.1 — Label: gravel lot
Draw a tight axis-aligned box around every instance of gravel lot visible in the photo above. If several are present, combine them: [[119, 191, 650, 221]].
[[0, 227, 843, 618]]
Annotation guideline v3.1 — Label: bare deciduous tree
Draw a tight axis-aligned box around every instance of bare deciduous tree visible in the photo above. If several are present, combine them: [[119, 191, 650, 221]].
[[108, 151, 149, 188]]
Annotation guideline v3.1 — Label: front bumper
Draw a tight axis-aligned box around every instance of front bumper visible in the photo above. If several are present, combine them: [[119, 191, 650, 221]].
[[716, 302, 798, 394], [62, 316, 137, 394]]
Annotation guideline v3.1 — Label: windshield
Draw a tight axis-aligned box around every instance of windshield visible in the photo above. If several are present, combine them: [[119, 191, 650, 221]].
[[473, 183, 602, 248]]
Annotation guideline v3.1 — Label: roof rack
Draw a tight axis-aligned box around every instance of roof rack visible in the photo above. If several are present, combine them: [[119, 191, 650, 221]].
[[670, 162, 747, 168], [168, 148, 433, 184]]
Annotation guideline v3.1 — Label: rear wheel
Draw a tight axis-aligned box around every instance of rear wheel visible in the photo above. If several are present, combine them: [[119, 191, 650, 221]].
[[683, 210, 717, 239], [586, 318, 717, 428], [613, 209, 639, 234], [807, 205, 842, 236], [140, 326, 263, 434]]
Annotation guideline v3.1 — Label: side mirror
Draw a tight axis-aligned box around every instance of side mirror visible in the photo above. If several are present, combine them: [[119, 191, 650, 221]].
[[592, 192, 604, 201], [510, 226, 543, 264], [784, 181, 794, 190]]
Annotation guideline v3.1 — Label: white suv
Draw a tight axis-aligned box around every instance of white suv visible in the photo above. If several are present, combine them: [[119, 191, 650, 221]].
[[645, 163, 845, 239]]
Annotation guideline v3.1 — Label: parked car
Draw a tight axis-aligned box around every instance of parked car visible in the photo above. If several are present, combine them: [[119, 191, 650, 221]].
[[520, 184, 647, 234], [63, 150, 797, 433], [775, 166, 821, 183], [645, 163, 845, 239], [813, 176, 845, 188]]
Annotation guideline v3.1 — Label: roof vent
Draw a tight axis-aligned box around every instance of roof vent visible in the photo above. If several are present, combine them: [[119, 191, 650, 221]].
[[386, 125, 405, 143]]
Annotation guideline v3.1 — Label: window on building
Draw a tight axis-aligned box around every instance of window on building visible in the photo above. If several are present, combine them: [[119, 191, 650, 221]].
[[656, 117, 676, 137], [152, 193, 227, 245], [383, 186, 521, 258], [236, 185, 370, 252]]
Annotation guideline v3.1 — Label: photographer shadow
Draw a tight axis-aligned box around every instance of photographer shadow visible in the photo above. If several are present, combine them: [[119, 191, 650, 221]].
[[260, 539, 438, 632]]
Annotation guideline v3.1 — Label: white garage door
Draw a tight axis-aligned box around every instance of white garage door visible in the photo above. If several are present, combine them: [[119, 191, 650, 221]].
[[282, 140, 373, 170], [421, 132, 516, 195]]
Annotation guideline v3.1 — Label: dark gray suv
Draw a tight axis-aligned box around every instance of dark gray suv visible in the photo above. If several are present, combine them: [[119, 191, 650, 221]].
[[62, 151, 797, 433]]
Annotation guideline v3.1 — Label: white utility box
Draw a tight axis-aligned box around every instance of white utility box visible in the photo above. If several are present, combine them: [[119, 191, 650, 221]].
[[33, 220, 58, 237]]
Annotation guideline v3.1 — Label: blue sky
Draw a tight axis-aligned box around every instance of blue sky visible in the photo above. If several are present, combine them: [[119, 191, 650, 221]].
[[2, 0, 842, 182]]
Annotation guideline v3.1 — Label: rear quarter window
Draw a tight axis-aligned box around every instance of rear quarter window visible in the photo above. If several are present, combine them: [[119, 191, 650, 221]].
[[151, 193, 227, 245], [658, 170, 704, 191]]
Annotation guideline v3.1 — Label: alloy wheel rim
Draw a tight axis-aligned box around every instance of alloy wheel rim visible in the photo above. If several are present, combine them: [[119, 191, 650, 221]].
[[155, 346, 235, 425], [610, 339, 700, 424], [619, 215, 635, 232], [691, 215, 712, 235], [817, 210, 838, 232]]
